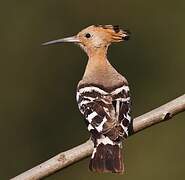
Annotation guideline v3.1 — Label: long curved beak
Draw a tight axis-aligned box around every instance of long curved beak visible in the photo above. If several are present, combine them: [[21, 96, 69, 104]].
[[42, 36, 80, 46]]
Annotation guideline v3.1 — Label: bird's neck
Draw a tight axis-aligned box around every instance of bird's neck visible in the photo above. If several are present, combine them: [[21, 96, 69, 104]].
[[83, 48, 109, 78], [87, 46, 108, 59], [81, 48, 126, 88]]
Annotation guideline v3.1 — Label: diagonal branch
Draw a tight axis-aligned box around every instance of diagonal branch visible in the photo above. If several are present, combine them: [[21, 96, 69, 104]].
[[11, 94, 185, 180]]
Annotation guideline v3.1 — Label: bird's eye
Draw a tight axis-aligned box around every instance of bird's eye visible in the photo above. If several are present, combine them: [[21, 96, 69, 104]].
[[85, 33, 91, 38]]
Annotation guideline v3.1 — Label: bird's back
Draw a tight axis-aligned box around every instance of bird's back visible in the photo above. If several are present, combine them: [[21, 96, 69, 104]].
[[76, 60, 131, 173]]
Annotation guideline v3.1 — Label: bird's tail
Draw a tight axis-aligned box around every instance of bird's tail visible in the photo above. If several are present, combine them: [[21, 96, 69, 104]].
[[89, 137, 124, 174]]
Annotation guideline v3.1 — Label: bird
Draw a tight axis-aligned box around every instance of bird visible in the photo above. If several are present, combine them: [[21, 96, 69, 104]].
[[43, 25, 131, 174]]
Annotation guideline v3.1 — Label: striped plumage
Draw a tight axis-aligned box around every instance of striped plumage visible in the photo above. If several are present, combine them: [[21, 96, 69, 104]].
[[77, 84, 131, 138], [43, 24, 131, 174], [77, 79, 131, 173]]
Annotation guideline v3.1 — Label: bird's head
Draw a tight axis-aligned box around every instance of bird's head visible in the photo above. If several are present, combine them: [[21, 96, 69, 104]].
[[43, 25, 130, 57]]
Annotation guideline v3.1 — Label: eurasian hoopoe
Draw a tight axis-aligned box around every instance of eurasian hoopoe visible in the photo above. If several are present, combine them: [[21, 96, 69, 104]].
[[43, 25, 131, 174]]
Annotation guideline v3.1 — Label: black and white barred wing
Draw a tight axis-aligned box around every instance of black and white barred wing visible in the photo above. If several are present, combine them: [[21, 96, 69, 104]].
[[111, 85, 131, 138], [76, 86, 115, 136], [76, 85, 131, 140]]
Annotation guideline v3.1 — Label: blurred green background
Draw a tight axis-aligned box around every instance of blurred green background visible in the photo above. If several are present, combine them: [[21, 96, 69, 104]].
[[0, 0, 185, 179]]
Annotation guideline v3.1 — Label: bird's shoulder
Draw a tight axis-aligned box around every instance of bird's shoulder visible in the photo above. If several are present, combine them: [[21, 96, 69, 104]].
[[77, 81, 129, 94]]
